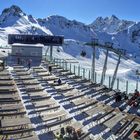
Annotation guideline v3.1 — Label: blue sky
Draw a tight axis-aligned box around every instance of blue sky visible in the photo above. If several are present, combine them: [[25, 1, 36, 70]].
[[0, 0, 140, 24]]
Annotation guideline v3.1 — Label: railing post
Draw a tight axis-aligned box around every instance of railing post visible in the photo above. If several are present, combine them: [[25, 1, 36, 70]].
[[54, 58, 56, 65], [74, 65, 76, 74], [83, 68, 85, 79], [70, 63, 72, 73], [109, 76, 111, 89], [126, 80, 128, 94], [63, 59, 65, 69], [95, 72, 97, 83], [88, 70, 91, 80], [117, 79, 119, 90], [60, 59, 61, 67], [136, 80, 138, 90], [65, 61, 67, 70], [78, 65, 80, 76]]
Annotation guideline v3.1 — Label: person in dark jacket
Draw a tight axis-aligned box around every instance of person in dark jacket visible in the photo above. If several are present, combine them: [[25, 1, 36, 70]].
[[58, 78, 62, 85], [48, 66, 52, 73]]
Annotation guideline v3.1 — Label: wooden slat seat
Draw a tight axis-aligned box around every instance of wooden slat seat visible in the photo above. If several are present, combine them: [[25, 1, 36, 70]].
[[1, 117, 31, 128], [41, 109, 67, 122]]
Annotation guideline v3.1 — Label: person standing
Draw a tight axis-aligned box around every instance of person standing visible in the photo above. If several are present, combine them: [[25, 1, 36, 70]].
[[27, 59, 32, 69]]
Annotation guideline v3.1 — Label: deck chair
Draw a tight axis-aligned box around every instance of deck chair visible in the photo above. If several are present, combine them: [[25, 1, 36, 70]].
[[83, 103, 109, 118], [44, 117, 73, 131], [71, 97, 94, 107], [102, 112, 127, 130], [33, 98, 56, 108], [40, 109, 67, 122], [29, 93, 51, 101]]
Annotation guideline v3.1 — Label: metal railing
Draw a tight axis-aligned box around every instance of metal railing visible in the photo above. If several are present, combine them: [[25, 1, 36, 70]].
[[47, 56, 138, 94]]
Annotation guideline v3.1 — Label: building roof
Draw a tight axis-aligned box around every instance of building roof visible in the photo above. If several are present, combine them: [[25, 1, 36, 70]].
[[12, 43, 44, 47]]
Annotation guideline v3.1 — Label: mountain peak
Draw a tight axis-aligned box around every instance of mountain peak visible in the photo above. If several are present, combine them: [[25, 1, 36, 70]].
[[2, 5, 23, 15], [110, 15, 118, 20], [90, 15, 134, 33]]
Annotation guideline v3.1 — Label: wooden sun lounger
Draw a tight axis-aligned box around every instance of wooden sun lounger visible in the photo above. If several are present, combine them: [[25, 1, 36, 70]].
[[33, 69, 46, 73], [41, 76, 59, 81], [22, 80, 40, 85], [62, 89, 79, 97], [0, 76, 12, 80], [0, 91, 18, 95], [95, 108, 115, 123], [36, 105, 60, 113], [16, 71, 31, 76], [63, 93, 85, 102], [54, 83, 71, 90], [74, 100, 98, 112], [83, 103, 108, 117], [1, 117, 31, 128], [76, 83, 95, 90], [0, 98, 21, 104], [33, 99, 56, 108], [103, 112, 127, 129], [0, 103, 24, 112], [66, 76, 82, 80], [55, 87, 74, 93], [19, 76, 34, 80], [0, 71, 10, 76], [41, 109, 67, 122], [29, 94, 51, 101], [25, 85, 43, 92], [114, 116, 135, 135], [0, 111, 26, 117], [27, 90, 48, 95], [58, 72, 75, 77], [37, 72, 50, 76], [0, 94, 19, 99], [44, 117, 73, 131], [71, 97, 94, 106], [0, 85, 17, 91], [25, 85, 43, 89], [1, 127, 34, 136], [47, 81, 66, 86], [0, 80, 15, 86], [105, 90, 116, 96]]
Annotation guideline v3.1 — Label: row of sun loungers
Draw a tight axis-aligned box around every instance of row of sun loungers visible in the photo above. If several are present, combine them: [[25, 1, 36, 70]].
[[0, 68, 39, 140], [14, 66, 76, 137], [3, 62, 138, 140], [31, 66, 93, 139], [38, 61, 140, 139]]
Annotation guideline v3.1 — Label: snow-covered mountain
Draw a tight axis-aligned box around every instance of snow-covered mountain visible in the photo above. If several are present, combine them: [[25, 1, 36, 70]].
[[89, 15, 135, 34], [0, 5, 52, 45], [38, 15, 97, 42]]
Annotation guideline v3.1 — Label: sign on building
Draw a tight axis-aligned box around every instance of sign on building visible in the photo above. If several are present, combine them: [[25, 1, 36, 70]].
[[8, 34, 64, 46]]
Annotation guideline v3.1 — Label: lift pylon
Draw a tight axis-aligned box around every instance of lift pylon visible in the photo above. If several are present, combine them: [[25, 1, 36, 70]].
[[91, 46, 96, 82], [100, 49, 109, 84], [110, 54, 121, 89], [50, 46, 53, 61]]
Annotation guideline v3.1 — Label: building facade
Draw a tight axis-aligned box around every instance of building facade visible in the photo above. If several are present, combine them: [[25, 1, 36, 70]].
[[12, 44, 43, 58]]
